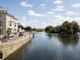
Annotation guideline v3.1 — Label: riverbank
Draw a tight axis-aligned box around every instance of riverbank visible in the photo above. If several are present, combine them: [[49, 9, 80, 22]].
[[0, 32, 33, 60]]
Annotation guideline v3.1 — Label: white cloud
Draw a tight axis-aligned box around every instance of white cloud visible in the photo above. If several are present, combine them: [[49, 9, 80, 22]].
[[65, 17, 80, 24], [41, 3, 46, 7], [54, 5, 65, 11], [48, 16, 80, 27], [28, 10, 46, 17], [53, 0, 63, 4], [20, 1, 32, 8], [72, 3, 80, 8], [19, 17, 40, 27], [27, 20, 39, 23], [66, 11, 78, 16], [47, 11, 54, 15], [19, 15, 80, 28], [55, 16, 77, 21], [54, 15, 65, 20], [21, 17, 26, 20]]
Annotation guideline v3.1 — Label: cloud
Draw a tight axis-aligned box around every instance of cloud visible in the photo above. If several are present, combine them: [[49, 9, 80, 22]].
[[55, 15, 77, 21], [21, 17, 26, 20], [19, 17, 40, 27], [28, 10, 46, 17], [66, 11, 78, 16], [72, 3, 80, 8], [53, 0, 63, 4], [41, 3, 46, 7], [47, 14, 80, 24], [54, 5, 65, 11], [20, 1, 32, 8], [27, 20, 39, 23], [47, 11, 54, 15], [19, 15, 80, 28], [65, 17, 80, 24], [53, 15, 65, 20]]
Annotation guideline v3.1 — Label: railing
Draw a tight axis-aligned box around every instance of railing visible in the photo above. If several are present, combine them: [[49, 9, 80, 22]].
[[0, 32, 33, 43]]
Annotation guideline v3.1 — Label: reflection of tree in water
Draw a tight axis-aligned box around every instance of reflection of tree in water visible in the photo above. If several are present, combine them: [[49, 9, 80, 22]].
[[46, 33, 58, 39], [57, 34, 79, 47], [46, 33, 53, 38]]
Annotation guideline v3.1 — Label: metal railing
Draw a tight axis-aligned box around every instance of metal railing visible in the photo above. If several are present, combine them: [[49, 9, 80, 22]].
[[0, 32, 33, 43]]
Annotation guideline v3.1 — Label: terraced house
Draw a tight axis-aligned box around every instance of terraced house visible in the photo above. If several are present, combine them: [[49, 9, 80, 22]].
[[0, 7, 18, 36]]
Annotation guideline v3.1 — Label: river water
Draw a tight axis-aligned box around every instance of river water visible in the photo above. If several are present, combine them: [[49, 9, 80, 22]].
[[5, 32, 80, 60]]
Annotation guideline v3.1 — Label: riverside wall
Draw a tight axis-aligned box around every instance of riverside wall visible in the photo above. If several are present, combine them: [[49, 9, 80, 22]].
[[0, 33, 33, 60]]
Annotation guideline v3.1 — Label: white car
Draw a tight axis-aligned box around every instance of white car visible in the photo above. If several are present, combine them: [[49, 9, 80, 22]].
[[9, 34, 14, 38], [0, 35, 4, 40]]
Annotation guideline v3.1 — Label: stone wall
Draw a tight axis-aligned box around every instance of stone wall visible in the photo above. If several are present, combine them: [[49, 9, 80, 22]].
[[0, 33, 33, 60]]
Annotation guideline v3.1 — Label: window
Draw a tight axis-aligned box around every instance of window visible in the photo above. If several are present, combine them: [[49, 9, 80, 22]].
[[14, 29, 16, 31], [0, 21, 3, 26], [0, 15, 1, 17], [14, 23, 16, 27], [0, 29, 3, 35], [10, 23, 12, 26]]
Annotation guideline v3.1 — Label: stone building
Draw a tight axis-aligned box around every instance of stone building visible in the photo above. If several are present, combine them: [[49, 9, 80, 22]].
[[0, 7, 18, 35]]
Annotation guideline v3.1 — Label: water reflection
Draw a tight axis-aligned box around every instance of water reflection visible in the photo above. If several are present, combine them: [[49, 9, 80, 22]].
[[57, 34, 79, 46], [46, 33, 58, 39], [47, 33, 79, 47], [46, 33, 53, 38]]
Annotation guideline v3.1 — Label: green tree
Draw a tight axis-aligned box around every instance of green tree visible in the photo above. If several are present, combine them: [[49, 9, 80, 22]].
[[61, 21, 71, 34], [71, 21, 79, 34], [7, 28, 11, 39], [24, 26, 32, 31], [35, 28, 44, 32], [45, 21, 80, 34], [45, 26, 54, 33], [18, 23, 24, 29]]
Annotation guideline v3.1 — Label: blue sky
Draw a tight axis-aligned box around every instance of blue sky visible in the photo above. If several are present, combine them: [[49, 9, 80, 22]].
[[0, 0, 80, 28]]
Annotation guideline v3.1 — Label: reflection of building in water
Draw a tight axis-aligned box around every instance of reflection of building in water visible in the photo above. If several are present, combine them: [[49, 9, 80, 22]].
[[0, 7, 18, 35], [57, 34, 79, 47]]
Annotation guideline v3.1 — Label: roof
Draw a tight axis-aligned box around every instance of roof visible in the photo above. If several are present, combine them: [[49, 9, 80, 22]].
[[0, 7, 18, 20]]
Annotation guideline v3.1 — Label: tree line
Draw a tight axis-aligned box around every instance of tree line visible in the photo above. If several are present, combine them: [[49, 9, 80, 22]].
[[45, 21, 80, 34], [18, 24, 44, 32]]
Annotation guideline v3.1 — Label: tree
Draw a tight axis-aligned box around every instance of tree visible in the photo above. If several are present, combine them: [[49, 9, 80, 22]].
[[34, 28, 44, 32], [7, 28, 11, 39], [61, 21, 71, 34], [45, 21, 80, 34], [24, 26, 32, 31], [45, 26, 54, 33], [18, 24, 24, 29], [71, 21, 79, 34]]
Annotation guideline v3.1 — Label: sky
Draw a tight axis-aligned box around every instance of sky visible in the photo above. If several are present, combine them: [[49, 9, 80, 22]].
[[0, 0, 80, 28]]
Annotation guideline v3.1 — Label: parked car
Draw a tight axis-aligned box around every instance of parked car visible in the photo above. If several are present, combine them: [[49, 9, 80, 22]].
[[0, 35, 4, 40], [19, 32, 23, 36], [9, 34, 14, 38]]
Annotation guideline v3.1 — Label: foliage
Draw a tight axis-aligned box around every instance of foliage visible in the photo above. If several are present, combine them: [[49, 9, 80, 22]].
[[7, 28, 12, 38], [24, 26, 32, 31], [45, 21, 79, 34], [18, 24, 24, 29], [45, 26, 54, 33], [34, 28, 44, 32]]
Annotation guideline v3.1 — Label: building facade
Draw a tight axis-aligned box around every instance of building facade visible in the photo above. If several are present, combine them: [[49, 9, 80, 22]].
[[0, 7, 18, 35]]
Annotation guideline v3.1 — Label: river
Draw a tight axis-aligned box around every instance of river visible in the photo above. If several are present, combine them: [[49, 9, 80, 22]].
[[5, 32, 80, 60]]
